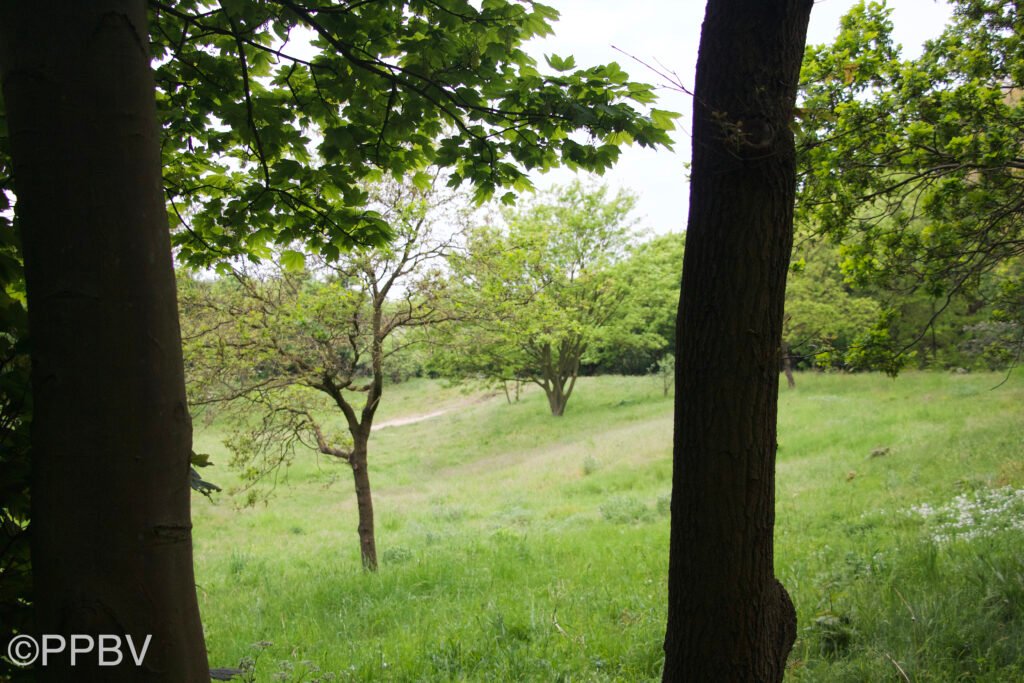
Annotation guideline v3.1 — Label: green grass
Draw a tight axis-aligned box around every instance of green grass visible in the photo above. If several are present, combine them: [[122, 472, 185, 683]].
[[191, 372, 1024, 681]]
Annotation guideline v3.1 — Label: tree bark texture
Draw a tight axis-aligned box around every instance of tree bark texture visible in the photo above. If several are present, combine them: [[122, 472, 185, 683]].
[[0, 2, 210, 680], [350, 439, 378, 571], [663, 1, 812, 681], [318, 374, 380, 571]]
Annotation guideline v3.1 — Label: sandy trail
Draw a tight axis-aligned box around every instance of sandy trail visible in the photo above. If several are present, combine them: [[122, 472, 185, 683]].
[[372, 389, 502, 431], [372, 408, 453, 430]]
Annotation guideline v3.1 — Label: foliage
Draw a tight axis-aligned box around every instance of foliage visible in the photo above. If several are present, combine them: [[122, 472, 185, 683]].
[[150, 0, 678, 268], [183, 184, 456, 484], [0, 186, 31, 679], [435, 180, 639, 415], [798, 0, 1024, 371], [651, 352, 675, 397], [180, 180, 457, 565], [784, 242, 882, 369], [599, 494, 654, 524], [787, 239, 1018, 372], [182, 271, 352, 491], [588, 232, 683, 375]]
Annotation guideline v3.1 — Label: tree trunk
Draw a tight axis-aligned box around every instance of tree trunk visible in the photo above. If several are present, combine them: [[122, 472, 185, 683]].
[[350, 438, 377, 571], [782, 340, 796, 389], [0, 1, 210, 680], [545, 386, 567, 417], [316, 388, 379, 572], [663, 1, 812, 681], [540, 342, 580, 416]]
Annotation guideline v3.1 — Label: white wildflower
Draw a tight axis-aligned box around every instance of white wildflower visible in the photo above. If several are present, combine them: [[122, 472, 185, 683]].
[[906, 486, 1024, 544]]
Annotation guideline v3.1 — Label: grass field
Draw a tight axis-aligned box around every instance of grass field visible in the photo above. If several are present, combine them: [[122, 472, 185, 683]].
[[191, 372, 1024, 682]]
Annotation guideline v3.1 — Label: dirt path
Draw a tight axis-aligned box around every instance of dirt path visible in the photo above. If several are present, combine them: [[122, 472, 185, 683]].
[[372, 408, 454, 431], [372, 390, 502, 431]]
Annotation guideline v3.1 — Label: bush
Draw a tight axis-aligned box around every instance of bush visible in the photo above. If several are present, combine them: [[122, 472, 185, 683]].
[[382, 546, 414, 565], [599, 495, 652, 524]]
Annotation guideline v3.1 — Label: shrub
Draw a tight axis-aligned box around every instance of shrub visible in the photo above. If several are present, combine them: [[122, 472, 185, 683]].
[[599, 495, 652, 524]]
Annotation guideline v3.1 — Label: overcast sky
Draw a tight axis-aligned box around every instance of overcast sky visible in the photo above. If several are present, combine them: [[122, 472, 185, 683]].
[[526, 0, 955, 234]]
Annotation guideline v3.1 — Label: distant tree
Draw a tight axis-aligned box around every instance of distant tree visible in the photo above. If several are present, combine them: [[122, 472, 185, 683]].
[[182, 182, 456, 570], [588, 231, 684, 375], [782, 241, 1015, 376], [439, 181, 638, 416], [783, 241, 882, 379], [652, 352, 675, 398], [663, 1, 812, 680], [798, 0, 1024, 370]]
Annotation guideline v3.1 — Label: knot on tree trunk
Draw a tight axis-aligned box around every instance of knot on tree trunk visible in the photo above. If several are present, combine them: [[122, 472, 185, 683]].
[[770, 577, 797, 674], [712, 112, 777, 155]]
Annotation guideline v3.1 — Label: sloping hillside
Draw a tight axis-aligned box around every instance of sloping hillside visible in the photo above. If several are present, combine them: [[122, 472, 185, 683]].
[[192, 372, 1024, 682]]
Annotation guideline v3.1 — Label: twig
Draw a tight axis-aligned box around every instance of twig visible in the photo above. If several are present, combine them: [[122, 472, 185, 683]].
[[611, 45, 695, 97], [893, 586, 917, 622], [885, 652, 911, 683]]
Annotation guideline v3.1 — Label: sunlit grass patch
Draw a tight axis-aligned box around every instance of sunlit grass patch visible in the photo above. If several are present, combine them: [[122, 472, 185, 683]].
[[192, 372, 1023, 681]]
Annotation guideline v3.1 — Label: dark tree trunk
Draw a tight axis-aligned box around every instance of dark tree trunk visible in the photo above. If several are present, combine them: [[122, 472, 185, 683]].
[[349, 439, 377, 571], [0, 1, 209, 680], [782, 340, 796, 389], [663, 1, 812, 681]]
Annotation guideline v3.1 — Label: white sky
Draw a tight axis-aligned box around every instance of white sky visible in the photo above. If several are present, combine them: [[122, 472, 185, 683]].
[[526, 0, 955, 233]]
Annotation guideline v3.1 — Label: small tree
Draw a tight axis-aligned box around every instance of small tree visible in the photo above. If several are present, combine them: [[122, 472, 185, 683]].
[[653, 353, 675, 397], [439, 181, 637, 416], [182, 182, 457, 570]]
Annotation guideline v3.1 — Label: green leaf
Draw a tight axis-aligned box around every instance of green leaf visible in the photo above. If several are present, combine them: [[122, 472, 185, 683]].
[[280, 249, 306, 272], [545, 53, 576, 72], [650, 108, 680, 131]]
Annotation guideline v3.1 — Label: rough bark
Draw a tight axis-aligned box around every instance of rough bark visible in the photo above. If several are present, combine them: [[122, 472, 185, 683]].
[[310, 412, 376, 570], [352, 303, 386, 571], [0, 1, 209, 680], [350, 440, 378, 571], [663, 1, 812, 681]]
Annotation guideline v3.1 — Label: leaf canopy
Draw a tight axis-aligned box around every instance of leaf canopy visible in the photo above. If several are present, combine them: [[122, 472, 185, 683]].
[[150, 0, 677, 267]]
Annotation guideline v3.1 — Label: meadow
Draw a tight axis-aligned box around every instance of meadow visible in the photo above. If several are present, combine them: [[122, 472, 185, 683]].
[[191, 372, 1024, 682]]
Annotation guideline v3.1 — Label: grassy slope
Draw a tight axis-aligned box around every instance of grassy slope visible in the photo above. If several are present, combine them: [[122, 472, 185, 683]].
[[192, 372, 1024, 682]]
